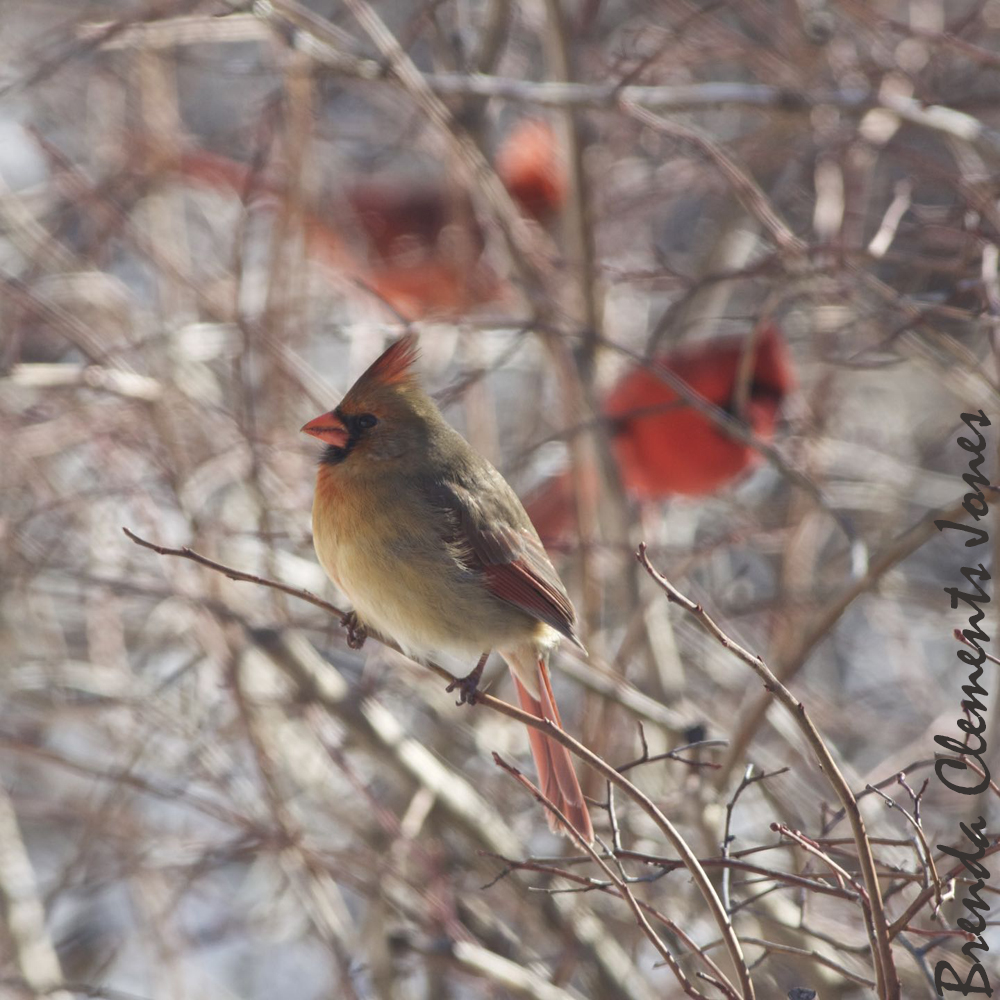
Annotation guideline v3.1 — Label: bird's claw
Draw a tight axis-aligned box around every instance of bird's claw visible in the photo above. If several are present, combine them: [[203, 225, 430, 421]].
[[447, 673, 481, 706], [446, 653, 489, 706], [341, 611, 368, 650]]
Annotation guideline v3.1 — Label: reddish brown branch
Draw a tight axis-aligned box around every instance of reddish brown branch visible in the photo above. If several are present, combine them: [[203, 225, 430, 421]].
[[637, 543, 900, 1000], [123, 526, 757, 999], [492, 753, 729, 1000]]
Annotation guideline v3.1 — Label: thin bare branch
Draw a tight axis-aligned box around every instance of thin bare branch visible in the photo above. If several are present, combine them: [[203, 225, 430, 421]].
[[637, 545, 900, 1000]]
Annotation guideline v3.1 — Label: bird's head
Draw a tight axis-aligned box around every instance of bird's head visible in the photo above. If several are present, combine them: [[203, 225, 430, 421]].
[[301, 333, 435, 467], [741, 323, 795, 432], [496, 119, 565, 221]]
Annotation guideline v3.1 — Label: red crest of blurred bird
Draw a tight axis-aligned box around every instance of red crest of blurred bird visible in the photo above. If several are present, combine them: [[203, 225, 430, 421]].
[[301, 334, 594, 842]]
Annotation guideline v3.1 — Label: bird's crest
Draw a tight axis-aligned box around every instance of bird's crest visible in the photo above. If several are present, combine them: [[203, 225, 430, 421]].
[[355, 333, 420, 390]]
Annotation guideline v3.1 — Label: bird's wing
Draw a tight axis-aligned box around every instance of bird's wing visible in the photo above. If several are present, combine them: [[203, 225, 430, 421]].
[[424, 472, 581, 647]]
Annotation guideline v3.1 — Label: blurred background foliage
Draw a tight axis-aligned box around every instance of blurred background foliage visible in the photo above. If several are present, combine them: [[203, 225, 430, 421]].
[[1, 0, 998, 997]]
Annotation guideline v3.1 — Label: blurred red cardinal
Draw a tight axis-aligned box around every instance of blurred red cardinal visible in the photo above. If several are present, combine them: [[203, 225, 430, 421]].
[[301, 334, 593, 841], [526, 325, 794, 541], [175, 120, 562, 319], [494, 119, 566, 221]]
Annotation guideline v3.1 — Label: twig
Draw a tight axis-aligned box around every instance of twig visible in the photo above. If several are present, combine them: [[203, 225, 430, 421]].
[[865, 782, 942, 913], [637, 544, 900, 1000], [616, 850, 864, 900], [720, 497, 974, 783], [620, 104, 805, 256], [493, 754, 728, 1000], [123, 525, 757, 1000], [0, 783, 72, 1000], [887, 840, 1000, 940], [0, 0, 205, 101], [78, 16, 875, 113], [821, 758, 939, 835], [557, 629, 691, 732], [867, 180, 912, 259], [772, 823, 862, 895], [713, 937, 875, 989], [0, 733, 253, 830], [251, 628, 522, 858], [879, 92, 1000, 161], [1, 271, 126, 366], [479, 853, 742, 1000], [122, 527, 344, 617], [77, 9, 1000, 166], [598, 335, 858, 553], [617, 737, 727, 774], [721, 766, 789, 912], [5, 364, 162, 401], [330, 0, 555, 294], [396, 931, 585, 1000], [257, 635, 655, 1000]]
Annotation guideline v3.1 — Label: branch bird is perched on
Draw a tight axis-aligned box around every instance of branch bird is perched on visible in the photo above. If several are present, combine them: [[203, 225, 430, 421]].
[[301, 334, 594, 841]]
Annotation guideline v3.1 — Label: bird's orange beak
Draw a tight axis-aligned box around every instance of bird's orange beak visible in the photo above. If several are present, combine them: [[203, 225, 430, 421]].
[[301, 411, 349, 448]]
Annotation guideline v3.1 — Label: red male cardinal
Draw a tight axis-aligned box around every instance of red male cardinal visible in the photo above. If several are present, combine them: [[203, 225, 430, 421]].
[[301, 334, 593, 841], [176, 120, 563, 319], [494, 119, 566, 221], [526, 325, 794, 541]]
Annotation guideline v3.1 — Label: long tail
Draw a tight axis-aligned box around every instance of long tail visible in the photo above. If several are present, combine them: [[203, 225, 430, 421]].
[[507, 658, 594, 842]]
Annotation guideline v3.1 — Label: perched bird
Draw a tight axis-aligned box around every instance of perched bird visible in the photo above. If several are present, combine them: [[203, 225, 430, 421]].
[[175, 119, 563, 319], [494, 119, 566, 223], [301, 334, 593, 841], [526, 325, 794, 541]]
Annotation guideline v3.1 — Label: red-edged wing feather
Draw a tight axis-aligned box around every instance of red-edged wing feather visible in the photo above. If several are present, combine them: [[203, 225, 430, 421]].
[[427, 477, 581, 648]]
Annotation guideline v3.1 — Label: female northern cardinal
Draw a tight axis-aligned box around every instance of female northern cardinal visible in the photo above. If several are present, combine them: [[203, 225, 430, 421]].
[[301, 334, 593, 841], [526, 325, 794, 541]]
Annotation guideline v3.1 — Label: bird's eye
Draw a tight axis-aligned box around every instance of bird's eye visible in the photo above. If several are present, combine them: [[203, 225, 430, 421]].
[[356, 413, 378, 430]]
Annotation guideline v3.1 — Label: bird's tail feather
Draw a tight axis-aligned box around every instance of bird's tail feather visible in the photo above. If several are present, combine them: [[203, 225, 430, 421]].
[[510, 661, 594, 843]]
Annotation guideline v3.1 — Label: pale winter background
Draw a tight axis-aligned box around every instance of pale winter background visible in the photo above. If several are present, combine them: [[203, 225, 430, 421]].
[[1, 0, 998, 998]]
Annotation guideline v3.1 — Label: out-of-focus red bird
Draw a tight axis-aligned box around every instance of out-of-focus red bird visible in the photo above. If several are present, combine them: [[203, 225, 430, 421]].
[[174, 119, 563, 319], [494, 119, 566, 222], [526, 325, 794, 541], [301, 334, 593, 841]]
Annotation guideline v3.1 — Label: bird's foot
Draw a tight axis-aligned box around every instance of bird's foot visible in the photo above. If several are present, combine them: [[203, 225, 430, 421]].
[[446, 652, 489, 706], [341, 611, 368, 650]]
